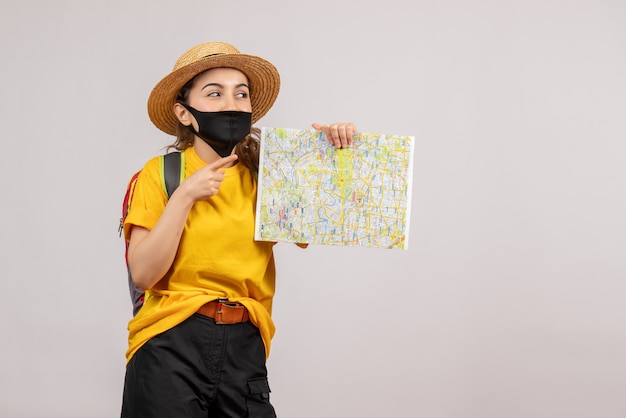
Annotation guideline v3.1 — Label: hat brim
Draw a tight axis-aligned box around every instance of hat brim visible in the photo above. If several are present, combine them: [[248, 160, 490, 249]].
[[147, 53, 280, 135]]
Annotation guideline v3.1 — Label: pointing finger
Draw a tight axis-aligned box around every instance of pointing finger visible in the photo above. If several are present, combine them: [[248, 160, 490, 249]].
[[208, 154, 238, 171]]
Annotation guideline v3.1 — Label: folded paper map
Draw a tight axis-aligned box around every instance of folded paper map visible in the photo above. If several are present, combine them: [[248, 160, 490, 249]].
[[254, 128, 414, 249]]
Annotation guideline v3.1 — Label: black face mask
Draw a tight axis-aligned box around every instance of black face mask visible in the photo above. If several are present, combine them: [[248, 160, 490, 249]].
[[182, 104, 252, 157]]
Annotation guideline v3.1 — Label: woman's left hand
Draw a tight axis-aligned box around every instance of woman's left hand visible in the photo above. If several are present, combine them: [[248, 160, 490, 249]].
[[312, 122, 358, 148]]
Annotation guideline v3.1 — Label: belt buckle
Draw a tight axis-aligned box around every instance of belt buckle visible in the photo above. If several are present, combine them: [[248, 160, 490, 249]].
[[215, 298, 234, 325]]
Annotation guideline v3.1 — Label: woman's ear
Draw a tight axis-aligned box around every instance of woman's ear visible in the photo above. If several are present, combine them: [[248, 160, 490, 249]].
[[173, 103, 192, 127]]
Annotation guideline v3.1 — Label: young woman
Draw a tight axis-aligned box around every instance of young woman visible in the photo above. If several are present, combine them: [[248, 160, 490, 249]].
[[121, 41, 357, 417]]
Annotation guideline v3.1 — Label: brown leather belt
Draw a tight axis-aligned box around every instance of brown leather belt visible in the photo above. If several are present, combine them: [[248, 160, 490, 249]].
[[197, 300, 249, 324]]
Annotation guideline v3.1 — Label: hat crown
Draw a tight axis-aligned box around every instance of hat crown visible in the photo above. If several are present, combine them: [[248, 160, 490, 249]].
[[173, 42, 241, 71]]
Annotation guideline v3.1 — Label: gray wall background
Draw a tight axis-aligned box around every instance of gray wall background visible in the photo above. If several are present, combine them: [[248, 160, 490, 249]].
[[1, 1, 625, 417]]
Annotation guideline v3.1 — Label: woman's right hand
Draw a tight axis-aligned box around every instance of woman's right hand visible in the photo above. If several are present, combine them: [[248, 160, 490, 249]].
[[177, 154, 239, 202]]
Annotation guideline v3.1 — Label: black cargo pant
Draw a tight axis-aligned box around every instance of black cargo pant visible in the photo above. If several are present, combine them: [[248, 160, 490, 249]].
[[121, 313, 276, 418]]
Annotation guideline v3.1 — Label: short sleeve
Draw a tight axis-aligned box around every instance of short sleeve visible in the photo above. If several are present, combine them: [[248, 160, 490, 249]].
[[123, 157, 167, 242]]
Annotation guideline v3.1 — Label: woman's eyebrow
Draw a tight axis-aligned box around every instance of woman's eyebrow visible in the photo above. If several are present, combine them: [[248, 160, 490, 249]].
[[200, 82, 250, 90], [201, 82, 223, 90]]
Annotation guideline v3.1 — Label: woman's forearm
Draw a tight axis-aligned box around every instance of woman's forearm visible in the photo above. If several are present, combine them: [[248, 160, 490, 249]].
[[127, 189, 195, 290]]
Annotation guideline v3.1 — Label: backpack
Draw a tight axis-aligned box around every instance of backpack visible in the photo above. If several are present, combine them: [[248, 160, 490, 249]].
[[119, 151, 185, 316]]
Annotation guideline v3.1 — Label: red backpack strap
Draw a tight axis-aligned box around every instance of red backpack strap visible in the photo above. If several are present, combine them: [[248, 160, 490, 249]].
[[119, 170, 142, 238]]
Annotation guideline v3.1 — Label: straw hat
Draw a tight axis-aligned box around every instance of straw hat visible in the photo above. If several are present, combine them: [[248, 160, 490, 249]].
[[147, 42, 280, 135]]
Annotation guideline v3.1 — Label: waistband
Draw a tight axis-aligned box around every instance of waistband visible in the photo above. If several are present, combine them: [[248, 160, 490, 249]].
[[197, 299, 249, 324]]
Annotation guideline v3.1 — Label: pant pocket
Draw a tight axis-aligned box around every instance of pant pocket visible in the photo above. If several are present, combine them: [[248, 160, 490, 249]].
[[246, 376, 276, 418]]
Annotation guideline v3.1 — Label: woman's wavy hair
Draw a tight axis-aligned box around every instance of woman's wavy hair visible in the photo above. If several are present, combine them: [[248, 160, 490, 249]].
[[169, 71, 261, 173]]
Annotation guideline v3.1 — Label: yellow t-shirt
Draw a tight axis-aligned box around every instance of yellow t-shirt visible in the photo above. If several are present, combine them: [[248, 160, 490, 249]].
[[123, 147, 276, 363]]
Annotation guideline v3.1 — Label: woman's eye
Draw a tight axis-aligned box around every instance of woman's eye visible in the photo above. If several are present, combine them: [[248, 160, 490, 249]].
[[207, 92, 220, 97], [237, 92, 249, 98]]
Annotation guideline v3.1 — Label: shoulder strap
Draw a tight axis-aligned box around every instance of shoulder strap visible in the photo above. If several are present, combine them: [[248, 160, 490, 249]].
[[159, 151, 185, 198]]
